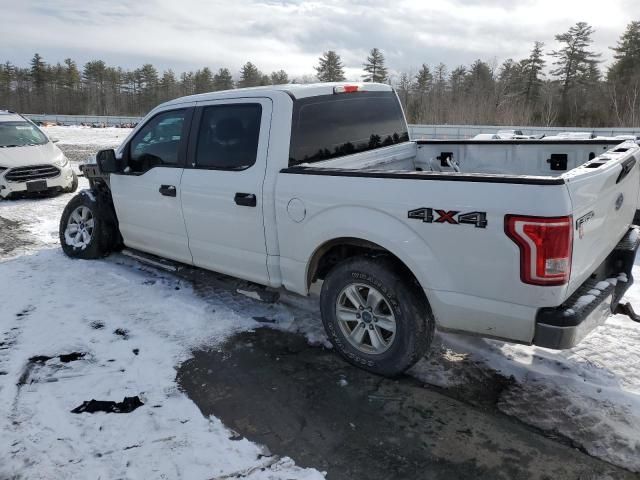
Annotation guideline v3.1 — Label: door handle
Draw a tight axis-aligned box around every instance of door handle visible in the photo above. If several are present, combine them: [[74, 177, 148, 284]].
[[159, 185, 177, 197], [234, 192, 257, 207]]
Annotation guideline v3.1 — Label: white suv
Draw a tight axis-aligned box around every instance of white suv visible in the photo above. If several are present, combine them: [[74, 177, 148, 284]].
[[0, 111, 77, 199]]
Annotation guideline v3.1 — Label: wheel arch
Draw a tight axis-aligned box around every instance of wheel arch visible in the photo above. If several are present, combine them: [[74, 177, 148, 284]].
[[306, 236, 427, 301]]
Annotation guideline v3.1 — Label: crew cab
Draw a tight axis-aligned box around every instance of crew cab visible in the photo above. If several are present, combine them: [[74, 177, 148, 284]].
[[59, 83, 640, 376], [0, 111, 77, 198]]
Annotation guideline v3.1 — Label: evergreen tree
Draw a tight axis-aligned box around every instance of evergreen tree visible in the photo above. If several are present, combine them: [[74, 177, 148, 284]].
[[237, 62, 262, 88], [270, 70, 289, 85], [30, 53, 47, 90], [138, 63, 159, 111], [180, 71, 195, 96], [608, 21, 640, 83], [259, 74, 271, 86], [83, 60, 108, 115], [551, 22, 601, 96], [159, 69, 178, 102], [520, 41, 545, 103], [30, 53, 48, 111], [213, 68, 234, 90], [551, 22, 602, 123], [607, 21, 640, 126], [194, 67, 214, 93], [0, 62, 13, 109], [413, 64, 432, 95], [396, 71, 413, 115], [362, 48, 388, 83], [315, 51, 346, 82]]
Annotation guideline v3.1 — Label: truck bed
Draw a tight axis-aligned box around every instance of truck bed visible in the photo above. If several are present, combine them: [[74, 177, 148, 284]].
[[296, 139, 628, 178]]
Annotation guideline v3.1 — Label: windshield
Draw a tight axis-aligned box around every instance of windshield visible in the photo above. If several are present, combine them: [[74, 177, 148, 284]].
[[0, 121, 49, 147]]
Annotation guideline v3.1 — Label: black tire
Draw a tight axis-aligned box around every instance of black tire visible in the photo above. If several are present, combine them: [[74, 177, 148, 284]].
[[320, 256, 434, 377], [64, 171, 79, 193], [59, 191, 116, 259]]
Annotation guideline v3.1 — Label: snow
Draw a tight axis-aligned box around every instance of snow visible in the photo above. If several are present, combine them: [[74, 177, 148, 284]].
[[410, 268, 640, 472], [574, 294, 597, 309], [0, 250, 322, 479], [42, 125, 132, 147], [2, 125, 640, 475]]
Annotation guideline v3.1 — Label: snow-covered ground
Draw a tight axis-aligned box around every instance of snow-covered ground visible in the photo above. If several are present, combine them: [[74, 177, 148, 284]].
[[43, 125, 133, 147], [1, 126, 640, 476]]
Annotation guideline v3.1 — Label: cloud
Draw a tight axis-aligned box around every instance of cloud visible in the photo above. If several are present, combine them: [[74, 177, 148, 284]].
[[0, 0, 631, 80]]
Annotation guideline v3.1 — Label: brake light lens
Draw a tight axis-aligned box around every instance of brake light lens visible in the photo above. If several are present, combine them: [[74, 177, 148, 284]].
[[505, 215, 573, 286], [333, 85, 361, 94]]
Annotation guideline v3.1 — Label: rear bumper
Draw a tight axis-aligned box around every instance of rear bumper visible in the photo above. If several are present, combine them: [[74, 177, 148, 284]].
[[533, 226, 640, 349]]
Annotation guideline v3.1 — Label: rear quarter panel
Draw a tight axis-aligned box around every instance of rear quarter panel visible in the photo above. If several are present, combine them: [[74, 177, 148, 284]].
[[275, 172, 574, 341]]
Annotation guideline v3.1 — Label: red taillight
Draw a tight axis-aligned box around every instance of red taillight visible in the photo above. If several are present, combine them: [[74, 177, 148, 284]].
[[333, 85, 360, 94], [505, 215, 573, 286]]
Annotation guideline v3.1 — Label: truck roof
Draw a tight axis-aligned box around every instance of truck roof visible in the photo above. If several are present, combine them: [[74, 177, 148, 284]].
[[160, 82, 394, 108]]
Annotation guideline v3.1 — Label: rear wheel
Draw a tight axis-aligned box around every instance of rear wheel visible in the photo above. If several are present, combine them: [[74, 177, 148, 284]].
[[320, 256, 434, 377], [59, 192, 116, 259]]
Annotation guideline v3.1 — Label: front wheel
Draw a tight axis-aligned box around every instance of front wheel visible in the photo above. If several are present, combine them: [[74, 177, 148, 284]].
[[59, 192, 115, 259], [320, 256, 434, 377]]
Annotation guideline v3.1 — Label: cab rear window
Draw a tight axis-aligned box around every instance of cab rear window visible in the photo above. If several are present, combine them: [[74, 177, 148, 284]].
[[288, 91, 409, 166]]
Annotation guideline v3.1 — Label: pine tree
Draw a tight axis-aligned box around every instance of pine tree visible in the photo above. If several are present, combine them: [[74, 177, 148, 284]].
[[607, 21, 640, 126], [159, 69, 178, 102], [213, 68, 234, 90], [362, 48, 388, 83], [270, 70, 289, 85], [194, 67, 214, 93], [180, 71, 195, 96], [396, 72, 413, 115], [0, 62, 13, 109], [83, 60, 107, 115], [608, 21, 640, 83], [30, 53, 48, 111], [259, 74, 271, 86], [449, 66, 467, 94], [237, 62, 262, 88], [315, 51, 346, 82], [521, 41, 545, 103], [551, 22, 601, 96], [413, 64, 432, 95]]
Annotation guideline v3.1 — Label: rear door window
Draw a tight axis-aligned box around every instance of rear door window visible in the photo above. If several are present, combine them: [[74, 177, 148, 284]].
[[289, 91, 409, 166], [194, 104, 262, 170]]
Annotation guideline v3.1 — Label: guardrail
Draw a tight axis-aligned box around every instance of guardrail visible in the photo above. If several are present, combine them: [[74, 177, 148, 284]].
[[24, 114, 141, 126], [21, 114, 640, 138]]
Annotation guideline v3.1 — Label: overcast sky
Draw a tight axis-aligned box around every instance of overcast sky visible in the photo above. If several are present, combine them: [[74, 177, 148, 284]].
[[1, 0, 634, 80]]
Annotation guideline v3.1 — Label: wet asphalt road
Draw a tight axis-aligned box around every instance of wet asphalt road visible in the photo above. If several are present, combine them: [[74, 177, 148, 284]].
[[177, 329, 635, 480]]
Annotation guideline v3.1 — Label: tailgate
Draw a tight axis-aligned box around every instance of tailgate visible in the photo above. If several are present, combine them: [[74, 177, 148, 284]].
[[565, 142, 640, 294]]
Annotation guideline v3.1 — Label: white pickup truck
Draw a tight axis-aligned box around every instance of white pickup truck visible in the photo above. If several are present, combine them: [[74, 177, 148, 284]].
[[59, 82, 640, 376]]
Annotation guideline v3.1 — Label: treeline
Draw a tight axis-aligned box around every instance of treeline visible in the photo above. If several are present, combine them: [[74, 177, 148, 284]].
[[1, 20, 640, 127]]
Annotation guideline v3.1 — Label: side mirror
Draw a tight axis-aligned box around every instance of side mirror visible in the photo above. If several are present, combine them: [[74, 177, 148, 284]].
[[51, 137, 60, 143], [96, 149, 123, 174]]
